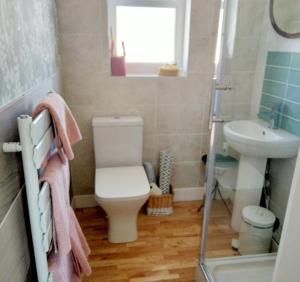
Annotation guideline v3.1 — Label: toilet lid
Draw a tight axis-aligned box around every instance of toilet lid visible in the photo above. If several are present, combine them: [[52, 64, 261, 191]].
[[95, 166, 150, 200], [242, 206, 276, 228]]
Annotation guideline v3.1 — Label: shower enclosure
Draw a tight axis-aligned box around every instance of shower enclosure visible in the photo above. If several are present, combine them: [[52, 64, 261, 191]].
[[198, 0, 278, 281]]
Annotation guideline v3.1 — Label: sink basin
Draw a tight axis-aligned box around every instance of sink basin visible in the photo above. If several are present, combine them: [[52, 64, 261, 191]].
[[223, 120, 300, 231], [224, 120, 300, 158]]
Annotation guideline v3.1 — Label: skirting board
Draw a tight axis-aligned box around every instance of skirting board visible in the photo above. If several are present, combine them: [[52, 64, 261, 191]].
[[72, 187, 204, 209], [173, 187, 204, 202]]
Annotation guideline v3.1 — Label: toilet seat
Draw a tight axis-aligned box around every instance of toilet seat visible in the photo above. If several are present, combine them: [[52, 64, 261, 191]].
[[95, 166, 150, 201]]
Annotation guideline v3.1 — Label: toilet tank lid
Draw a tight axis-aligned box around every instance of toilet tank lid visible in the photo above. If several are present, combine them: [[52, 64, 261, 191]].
[[92, 116, 143, 127]]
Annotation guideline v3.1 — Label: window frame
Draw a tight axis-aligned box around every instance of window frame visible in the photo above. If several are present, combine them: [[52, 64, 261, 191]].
[[107, 0, 188, 75]]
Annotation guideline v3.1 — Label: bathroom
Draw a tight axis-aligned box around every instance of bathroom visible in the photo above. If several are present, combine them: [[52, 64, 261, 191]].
[[1, 0, 300, 281]]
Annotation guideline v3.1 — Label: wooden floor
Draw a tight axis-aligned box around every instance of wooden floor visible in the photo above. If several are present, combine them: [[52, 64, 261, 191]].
[[75, 201, 238, 282]]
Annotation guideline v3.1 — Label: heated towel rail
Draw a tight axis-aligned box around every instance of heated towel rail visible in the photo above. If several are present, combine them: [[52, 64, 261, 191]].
[[3, 110, 54, 282]]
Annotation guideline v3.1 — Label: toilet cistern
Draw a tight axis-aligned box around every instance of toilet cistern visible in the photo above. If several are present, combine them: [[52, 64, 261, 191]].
[[92, 116, 150, 243]]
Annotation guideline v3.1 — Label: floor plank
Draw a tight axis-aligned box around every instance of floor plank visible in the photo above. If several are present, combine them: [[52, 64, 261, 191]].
[[76, 201, 238, 281]]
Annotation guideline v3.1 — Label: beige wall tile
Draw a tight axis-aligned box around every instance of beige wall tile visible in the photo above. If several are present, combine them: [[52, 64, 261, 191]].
[[72, 139, 95, 166], [172, 162, 203, 188], [156, 105, 180, 134], [155, 135, 202, 162], [236, 0, 265, 38], [56, 0, 103, 34], [63, 71, 104, 106], [125, 105, 156, 135], [57, 0, 225, 194], [143, 135, 156, 163], [157, 79, 183, 104], [232, 39, 260, 72], [190, 0, 220, 38], [188, 37, 214, 74], [70, 164, 95, 195], [70, 105, 99, 139], [60, 34, 105, 75], [177, 104, 203, 134]]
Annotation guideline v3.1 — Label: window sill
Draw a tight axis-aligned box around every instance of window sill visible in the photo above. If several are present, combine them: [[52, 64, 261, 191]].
[[111, 73, 187, 78]]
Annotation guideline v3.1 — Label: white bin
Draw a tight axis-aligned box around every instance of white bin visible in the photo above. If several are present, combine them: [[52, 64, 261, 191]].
[[239, 205, 276, 255]]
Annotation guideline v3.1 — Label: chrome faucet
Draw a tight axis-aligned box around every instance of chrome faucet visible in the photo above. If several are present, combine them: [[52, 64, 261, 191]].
[[260, 103, 283, 129]]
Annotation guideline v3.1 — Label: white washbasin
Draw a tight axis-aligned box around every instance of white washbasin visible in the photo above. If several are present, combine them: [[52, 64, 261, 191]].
[[224, 120, 300, 158]]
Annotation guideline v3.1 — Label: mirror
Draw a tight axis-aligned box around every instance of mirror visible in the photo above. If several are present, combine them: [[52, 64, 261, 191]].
[[270, 0, 300, 38]]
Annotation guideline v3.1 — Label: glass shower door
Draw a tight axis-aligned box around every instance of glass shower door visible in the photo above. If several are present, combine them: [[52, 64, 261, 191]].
[[199, 0, 233, 267], [198, 0, 277, 281]]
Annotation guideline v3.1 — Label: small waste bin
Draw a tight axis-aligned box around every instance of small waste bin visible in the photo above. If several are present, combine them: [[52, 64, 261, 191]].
[[239, 205, 276, 255]]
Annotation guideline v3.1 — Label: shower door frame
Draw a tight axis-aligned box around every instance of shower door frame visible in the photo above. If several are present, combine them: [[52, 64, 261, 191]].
[[198, 0, 231, 280]]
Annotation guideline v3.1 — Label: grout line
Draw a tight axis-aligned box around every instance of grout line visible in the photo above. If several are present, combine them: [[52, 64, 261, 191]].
[[266, 64, 290, 70], [264, 78, 287, 86], [266, 64, 300, 72], [260, 105, 300, 123], [264, 78, 300, 89], [262, 92, 300, 106], [284, 54, 293, 100]]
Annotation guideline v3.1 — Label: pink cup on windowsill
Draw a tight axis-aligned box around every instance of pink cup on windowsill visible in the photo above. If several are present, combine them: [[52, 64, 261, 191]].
[[110, 40, 126, 76], [111, 56, 126, 76]]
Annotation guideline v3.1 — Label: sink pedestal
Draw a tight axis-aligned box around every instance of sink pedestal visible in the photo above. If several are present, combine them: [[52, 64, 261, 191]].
[[231, 156, 267, 231]]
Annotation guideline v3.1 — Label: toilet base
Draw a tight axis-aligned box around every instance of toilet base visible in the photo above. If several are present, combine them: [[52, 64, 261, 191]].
[[108, 213, 138, 243], [96, 195, 148, 243]]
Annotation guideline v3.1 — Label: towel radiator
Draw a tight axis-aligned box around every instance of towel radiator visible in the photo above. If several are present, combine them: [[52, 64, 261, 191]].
[[3, 110, 54, 282]]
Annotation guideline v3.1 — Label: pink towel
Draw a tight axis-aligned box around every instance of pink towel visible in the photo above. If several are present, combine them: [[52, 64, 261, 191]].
[[32, 92, 82, 162], [41, 154, 91, 281]]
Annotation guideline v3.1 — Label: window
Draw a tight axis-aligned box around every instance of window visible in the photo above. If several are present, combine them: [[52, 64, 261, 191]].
[[107, 0, 190, 75]]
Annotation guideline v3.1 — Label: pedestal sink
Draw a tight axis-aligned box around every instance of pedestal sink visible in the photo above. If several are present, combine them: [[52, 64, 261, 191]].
[[224, 119, 300, 231]]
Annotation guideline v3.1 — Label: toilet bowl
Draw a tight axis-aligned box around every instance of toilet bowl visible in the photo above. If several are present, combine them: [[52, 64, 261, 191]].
[[92, 116, 150, 243], [95, 166, 149, 243]]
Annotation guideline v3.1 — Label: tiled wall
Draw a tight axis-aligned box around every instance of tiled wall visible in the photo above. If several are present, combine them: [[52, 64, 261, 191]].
[[56, 0, 220, 195], [220, 0, 266, 123], [214, 0, 266, 156], [259, 51, 300, 136]]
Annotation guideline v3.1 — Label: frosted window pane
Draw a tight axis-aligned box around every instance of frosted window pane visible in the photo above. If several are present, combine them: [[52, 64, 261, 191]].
[[116, 6, 176, 63]]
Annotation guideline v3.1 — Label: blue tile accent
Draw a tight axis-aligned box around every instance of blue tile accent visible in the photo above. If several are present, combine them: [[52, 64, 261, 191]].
[[287, 85, 300, 103], [281, 117, 300, 136], [258, 107, 270, 121], [262, 80, 286, 97], [283, 101, 300, 120], [264, 66, 289, 82], [291, 53, 300, 69], [289, 69, 300, 86], [259, 51, 300, 137], [261, 94, 282, 109], [267, 52, 291, 67]]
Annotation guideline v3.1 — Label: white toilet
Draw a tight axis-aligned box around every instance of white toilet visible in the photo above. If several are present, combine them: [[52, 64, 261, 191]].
[[92, 116, 150, 243]]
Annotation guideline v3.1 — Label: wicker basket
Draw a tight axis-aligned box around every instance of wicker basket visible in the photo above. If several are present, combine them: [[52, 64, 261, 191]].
[[147, 193, 174, 216]]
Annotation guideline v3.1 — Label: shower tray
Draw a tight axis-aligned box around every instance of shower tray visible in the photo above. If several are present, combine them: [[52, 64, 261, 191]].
[[196, 254, 276, 282]]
